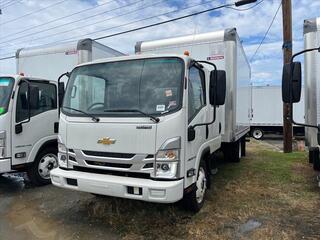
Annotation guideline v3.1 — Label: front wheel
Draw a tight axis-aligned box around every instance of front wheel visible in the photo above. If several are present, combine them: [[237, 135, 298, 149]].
[[252, 128, 264, 140], [182, 161, 208, 213], [27, 147, 58, 186]]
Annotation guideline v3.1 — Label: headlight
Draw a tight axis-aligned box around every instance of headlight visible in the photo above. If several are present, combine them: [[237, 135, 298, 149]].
[[155, 162, 179, 179], [0, 131, 6, 158], [156, 149, 179, 161], [153, 149, 180, 179], [58, 142, 68, 168]]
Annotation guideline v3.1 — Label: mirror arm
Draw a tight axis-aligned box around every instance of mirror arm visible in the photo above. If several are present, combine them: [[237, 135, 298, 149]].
[[191, 60, 219, 130], [287, 47, 320, 135], [18, 79, 32, 125], [57, 72, 70, 116]]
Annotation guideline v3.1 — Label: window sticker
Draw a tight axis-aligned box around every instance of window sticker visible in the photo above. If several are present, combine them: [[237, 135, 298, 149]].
[[156, 104, 165, 112], [0, 80, 10, 86], [0, 107, 4, 115], [165, 89, 173, 97], [167, 101, 177, 109]]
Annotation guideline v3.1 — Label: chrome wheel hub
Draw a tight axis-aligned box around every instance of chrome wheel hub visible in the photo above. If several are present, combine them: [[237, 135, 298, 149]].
[[196, 167, 207, 204], [253, 130, 263, 139], [38, 154, 58, 179]]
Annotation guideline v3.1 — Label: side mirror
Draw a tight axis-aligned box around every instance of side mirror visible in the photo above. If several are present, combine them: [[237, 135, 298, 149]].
[[282, 62, 302, 103], [58, 82, 65, 107], [15, 123, 23, 134], [209, 70, 226, 106], [188, 126, 195, 142], [29, 85, 40, 110]]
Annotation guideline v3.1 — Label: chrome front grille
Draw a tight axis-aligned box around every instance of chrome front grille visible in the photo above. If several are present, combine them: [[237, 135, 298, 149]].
[[82, 150, 135, 159], [85, 160, 132, 169], [67, 149, 154, 174]]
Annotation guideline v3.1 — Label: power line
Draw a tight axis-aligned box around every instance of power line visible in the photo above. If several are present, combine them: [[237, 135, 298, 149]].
[[0, 0, 143, 45], [1, 0, 22, 9], [93, 2, 234, 41], [1, 0, 16, 7], [0, 54, 15, 61], [250, 1, 282, 62], [0, 0, 70, 25], [1, 0, 118, 39]]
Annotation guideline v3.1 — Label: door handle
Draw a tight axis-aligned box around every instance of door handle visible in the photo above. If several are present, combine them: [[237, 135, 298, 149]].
[[206, 125, 209, 139], [54, 122, 59, 133]]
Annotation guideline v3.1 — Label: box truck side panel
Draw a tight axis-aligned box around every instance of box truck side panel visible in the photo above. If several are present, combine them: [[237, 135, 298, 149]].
[[17, 52, 78, 80], [304, 17, 320, 148], [235, 39, 251, 139], [92, 42, 124, 60]]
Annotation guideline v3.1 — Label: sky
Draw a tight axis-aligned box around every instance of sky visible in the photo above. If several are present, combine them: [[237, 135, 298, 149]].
[[0, 0, 319, 86]]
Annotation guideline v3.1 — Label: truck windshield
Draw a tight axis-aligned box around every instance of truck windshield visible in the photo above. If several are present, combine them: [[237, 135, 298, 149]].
[[0, 77, 14, 115], [63, 57, 184, 117]]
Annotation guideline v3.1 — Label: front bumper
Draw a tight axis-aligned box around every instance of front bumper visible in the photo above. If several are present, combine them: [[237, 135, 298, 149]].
[[0, 158, 11, 173], [50, 168, 184, 203]]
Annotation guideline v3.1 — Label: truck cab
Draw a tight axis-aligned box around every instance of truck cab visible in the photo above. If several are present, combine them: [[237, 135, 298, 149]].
[[0, 75, 59, 185], [50, 54, 226, 212]]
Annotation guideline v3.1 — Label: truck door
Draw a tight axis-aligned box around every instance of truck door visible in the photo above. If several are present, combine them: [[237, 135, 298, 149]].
[[186, 66, 208, 165], [11, 80, 58, 166]]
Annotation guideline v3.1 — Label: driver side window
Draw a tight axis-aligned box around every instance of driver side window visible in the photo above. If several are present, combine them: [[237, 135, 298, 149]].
[[16, 81, 57, 123], [188, 66, 206, 122]]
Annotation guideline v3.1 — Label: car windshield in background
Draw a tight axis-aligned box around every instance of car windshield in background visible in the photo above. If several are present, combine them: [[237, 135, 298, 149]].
[[63, 57, 184, 117], [0, 77, 14, 115]]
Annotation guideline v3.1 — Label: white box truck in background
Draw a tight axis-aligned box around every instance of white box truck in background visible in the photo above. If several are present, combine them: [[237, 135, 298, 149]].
[[251, 86, 304, 139], [136, 28, 251, 161], [50, 29, 250, 212], [16, 38, 123, 81], [0, 39, 123, 185]]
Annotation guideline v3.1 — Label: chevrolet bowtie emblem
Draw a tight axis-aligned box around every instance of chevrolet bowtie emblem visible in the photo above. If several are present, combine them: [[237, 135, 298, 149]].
[[97, 137, 116, 145]]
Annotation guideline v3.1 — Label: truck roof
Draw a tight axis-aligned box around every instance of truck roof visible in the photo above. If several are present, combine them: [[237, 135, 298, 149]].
[[304, 17, 320, 34], [0, 74, 54, 82], [75, 53, 192, 68], [16, 38, 123, 58], [135, 28, 238, 54]]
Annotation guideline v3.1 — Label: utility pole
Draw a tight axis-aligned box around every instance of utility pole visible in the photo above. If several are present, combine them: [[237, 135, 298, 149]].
[[282, 0, 293, 153]]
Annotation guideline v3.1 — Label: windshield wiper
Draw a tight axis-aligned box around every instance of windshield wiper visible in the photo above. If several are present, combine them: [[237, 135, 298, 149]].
[[104, 109, 160, 123], [62, 106, 100, 123]]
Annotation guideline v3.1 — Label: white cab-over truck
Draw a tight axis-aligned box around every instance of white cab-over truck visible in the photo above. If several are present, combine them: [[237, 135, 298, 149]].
[[50, 29, 251, 211], [0, 39, 123, 185], [282, 17, 320, 172]]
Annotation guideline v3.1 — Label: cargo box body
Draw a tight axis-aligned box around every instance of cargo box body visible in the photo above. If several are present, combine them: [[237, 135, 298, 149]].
[[16, 38, 124, 80], [135, 29, 251, 143], [304, 18, 320, 148]]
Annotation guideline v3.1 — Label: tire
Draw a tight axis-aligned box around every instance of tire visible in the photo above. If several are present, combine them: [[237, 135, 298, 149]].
[[252, 128, 264, 140], [183, 161, 208, 213], [223, 141, 241, 163], [309, 148, 320, 171], [27, 147, 58, 186], [309, 147, 318, 164], [241, 138, 246, 157]]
